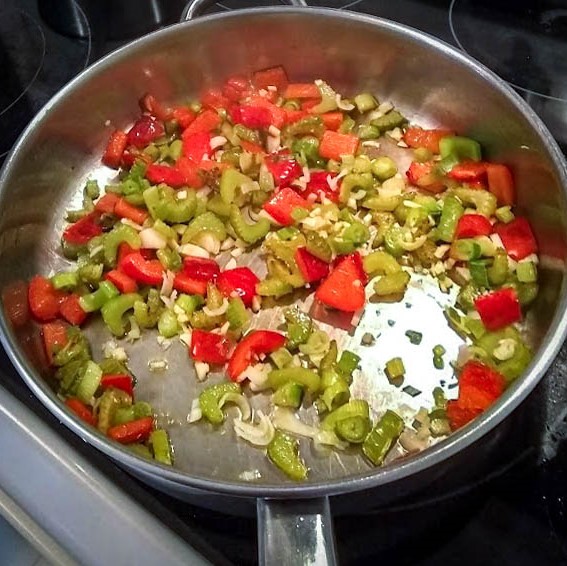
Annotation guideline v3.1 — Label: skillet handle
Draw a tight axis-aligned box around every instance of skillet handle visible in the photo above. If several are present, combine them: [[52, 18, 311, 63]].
[[181, 0, 308, 21], [257, 496, 338, 566]]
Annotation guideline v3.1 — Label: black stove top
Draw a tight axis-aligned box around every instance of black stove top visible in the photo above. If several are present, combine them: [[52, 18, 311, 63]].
[[2, 1, 567, 564]]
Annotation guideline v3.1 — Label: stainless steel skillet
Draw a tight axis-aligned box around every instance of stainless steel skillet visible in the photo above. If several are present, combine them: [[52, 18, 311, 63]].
[[1, 2, 567, 563]]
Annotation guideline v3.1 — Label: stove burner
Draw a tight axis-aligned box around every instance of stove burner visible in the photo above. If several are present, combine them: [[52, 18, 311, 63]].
[[449, 0, 567, 102]]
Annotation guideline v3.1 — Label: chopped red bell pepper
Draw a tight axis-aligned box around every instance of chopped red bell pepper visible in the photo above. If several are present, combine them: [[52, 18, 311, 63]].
[[284, 109, 309, 125], [102, 130, 128, 169], [120, 252, 164, 286], [455, 213, 493, 239], [173, 272, 208, 296], [126, 115, 165, 148], [403, 127, 455, 154], [295, 247, 330, 283], [100, 374, 134, 397], [316, 253, 366, 312], [320, 112, 343, 131], [458, 360, 506, 410], [62, 213, 103, 245], [190, 329, 232, 364], [222, 75, 250, 102], [265, 152, 303, 187], [2, 280, 30, 328], [447, 161, 487, 183], [117, 243, 139, 269], [319, 131, 359, 161], [95, 193, 120, 214], [229, 105, 272, 130], [139, 93, 172, 121], [245, 96, 287, 129], [114, 198, 149, 225], [301, 99, 321, 112], [146, 163, 188, 189], [201, 87, 230, 110], [284, 83, 321, 99], [486, 163, 515, 206], [182, 257, 220, 282], [120, 148, 152, 169], [227, 330, 286, 381], [182, 131, 212, 162], [446, 400, 482, 430], [176, 157, 206, 188], [171, 106, 196, 130], [303, 171, 339, 203], [217, 267, 259, 307], [104, 270, 138, 294], [183, 109, 221, 137], [332, 252, 368, 285], [59, 294, 88, 326], [42, 320, 69, 365], [239, 140, 265, 154], [263, 187, 311, 226], [65, 397, 97, 426], [29, 276, 65, 322], [474, 287, 522, 331], [252, 65, 289, 92], [406, 161, 445, 193], [494, 217, 537, 261], [108, 416, 154, 444]]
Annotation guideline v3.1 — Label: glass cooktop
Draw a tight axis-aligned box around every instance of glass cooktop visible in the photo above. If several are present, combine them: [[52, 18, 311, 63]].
[[1, 0, 567, 564]]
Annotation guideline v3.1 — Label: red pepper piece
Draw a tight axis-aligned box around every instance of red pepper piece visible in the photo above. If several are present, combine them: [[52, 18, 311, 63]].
[[458, 360, 506, 411], [183, 109, 221, 137], [494, 217, 537, 261], [229, 105, 272, 130], [190, 329, 232, 364], [239, 140, 265, 154], [146, 163, 188, 189], [173, 272, 208, 296], [65, 397, 97, 426], [126, 115, 165, 149], [108, 416, 154, 444], [303, 171, 339, 203], [263, 187, 311, 226], [295, 247, 330, 283], [223, 75, 250, 102], [486, 163, 515, 206], [62, 213, 103, 245], [474, 287, 522, 331], [447, 161, 488, 183], [332, 252, 368, 285], [284, 83, 321, 99], [120, 148, 152, 169], [217, 267, 259, 307], [316, 254, 366, 312], [120, 252, 164, 286], [182, 131, 212, 163], [139, 93, 172, 121], [59, 294, 88, 326], [201, 87, 230, 110], [117, 243, 138, 270], [252, 65, 289, 92], [406, 161, 445, 193], [455, 213, 493, 239], [100, 374, 134, 397], [104, 270, 138, 294], [301, 99, 321, 112], [245, 96, 287, 129], [403, 127, 455, 154], [320, 112, 343, 131], [319, 130, 359, 161], [95, 193, 120, 214], [227, 330, 286, 381], [2, 280, 30, 328], [29, 276, 65, 322], [265, 152, 303, 187], [114, 198, 149, 225], [182, 257, 220, 282], [42, 320, 69, 365], [175, 157, 205, 188], [171, 106, 196, 130], [446, 400, 482, 430], [102, 130, 128, 168], [284, 109, 309, 125]]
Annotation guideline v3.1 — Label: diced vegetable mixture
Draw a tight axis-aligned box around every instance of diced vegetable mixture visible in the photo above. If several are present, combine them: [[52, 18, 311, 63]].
[[4, 65, 538, 479]]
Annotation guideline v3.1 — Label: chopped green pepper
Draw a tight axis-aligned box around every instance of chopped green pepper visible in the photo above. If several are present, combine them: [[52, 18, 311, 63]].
[[226, 297, 249, 330], [439, 136, 482, 162], [273, 382, 304, 409], [362, 410, 404, 466], [149, 429, 173, 465], [436, 196, 464, 243], [267, 431, 308, 481]]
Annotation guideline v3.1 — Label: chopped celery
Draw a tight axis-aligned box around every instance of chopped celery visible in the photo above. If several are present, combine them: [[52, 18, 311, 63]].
[[321, 379, 350, 412], [76, 361, 102, 404], [516, 261, 537, 283], [268, 367, 320, 394], [273, 382, 304, 409], [51, 271, 79, 291], [495, 206, 515, 223], [270, 347, 294, 369], [321, 399, 370, 432], [150, 429, 173, 465], [230, 205, 270, 245], [199, 382, 241, 425], [79, 281, 119, 313], [337, 350, 360, 376], [363, 250, 401, 277], [354, 92, 378, 113], [385, 357, 405, 380], [226, 297, 249, 330], [157, 309, 180, 338], [336, 416, 371, 443], [371, 157, 397, 181], [362, 410, 404, 466], [101, 293, 142, 336], [370, 110, 406, 132], [437, 196, 464, 243], [256, 278, 293, 298], [305, 231, 333, 262], [182, 211, 226, 245], [175, 293, 204, 315], [373, 271, 410, 296]]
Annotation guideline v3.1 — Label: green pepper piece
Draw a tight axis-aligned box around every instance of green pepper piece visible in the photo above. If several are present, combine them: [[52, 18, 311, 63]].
[[229, 205, 270, 245], [267, 431, 308, 481], [336, 415, 371, 444], [104, 224, 142, 266], [157, 309, 180, 338], [273, 382, 304, 409], [320, 340, 338, 370], [102, 293, 142, 337], [51, 271, 79, 291], [516, 261, 537, 283], [354, 92, 378, 113], [233, 124, 260, 144], [469, 260, 490, 287], [286, 322, 312, 351], [57, 360, 87, 394], [382, 225, 406, 257], [487, 251, 509, 286], [437, 195, 464, 243], [150, 429, 173, 465], [268, 367, 320, 395], [182, 211, 227, 245], [337, 350, 360, 377], [370, 110, 407, 132], [439, 136, 482, 162], [79, 281, 119, 313], [53, 327, 90, 368], [385, 357, 405, 380], [112, 402, 152, 425], [321, 399, 370, 432], [226, 297, 249, 330], [133, 289, 163, 329], [199, 382, 241, 425], [257, 278, 294, 298], [75, 361, 102, 404], [304, 231, 333, 263], [190, 310, 224, 330], [338, 116, 356, 134], [358, 124, 380, 140], [330, 237, 356, 255], [175, 293, 204, 316], [220, 169, 253, 204], [128, 444, 153, 459], [292, 136, 321, 167], [97, 388, 132, 434], [285, 115, 324, 137], [277, 226, 300, 241], [157, 247, 182, 272], [362, 410, 404, 466]]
